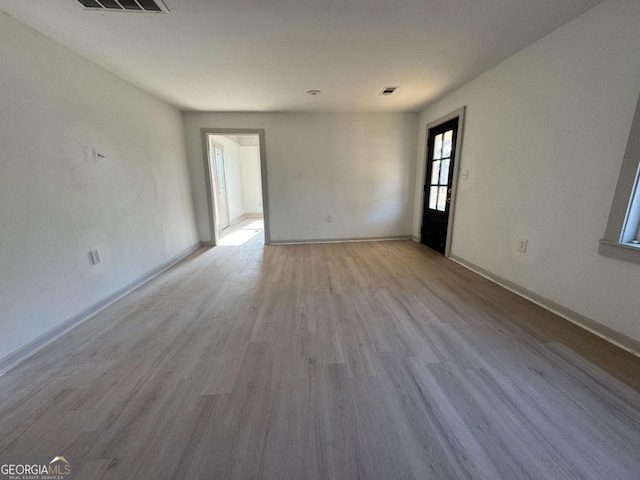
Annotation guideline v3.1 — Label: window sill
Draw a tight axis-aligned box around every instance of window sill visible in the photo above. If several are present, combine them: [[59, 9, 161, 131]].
[[598, 239, 640, 264]]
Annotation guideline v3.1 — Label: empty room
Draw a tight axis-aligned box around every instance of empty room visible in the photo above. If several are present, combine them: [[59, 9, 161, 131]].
[[0, 0, 639, 479]]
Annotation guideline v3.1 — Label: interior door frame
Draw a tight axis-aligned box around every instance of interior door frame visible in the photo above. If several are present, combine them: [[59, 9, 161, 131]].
[[201, 128, 271, 246], [419, 107, 466, 257]]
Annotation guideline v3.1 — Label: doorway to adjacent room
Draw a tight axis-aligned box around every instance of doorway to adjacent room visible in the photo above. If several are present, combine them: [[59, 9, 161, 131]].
[[203, 129, 270, 246]]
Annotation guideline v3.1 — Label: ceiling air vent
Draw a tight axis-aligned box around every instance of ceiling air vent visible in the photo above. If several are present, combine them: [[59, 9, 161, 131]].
[[76, 0, 169, 13], [379, 86, 398, 96]]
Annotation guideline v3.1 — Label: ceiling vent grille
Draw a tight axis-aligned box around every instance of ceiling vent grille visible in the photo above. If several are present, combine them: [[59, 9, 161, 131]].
[[76, 0, 169, 13], [379, 86, 398, 96]]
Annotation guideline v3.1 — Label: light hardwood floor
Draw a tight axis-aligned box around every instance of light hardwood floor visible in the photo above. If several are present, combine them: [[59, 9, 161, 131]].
[[1, 233, 640, 479]]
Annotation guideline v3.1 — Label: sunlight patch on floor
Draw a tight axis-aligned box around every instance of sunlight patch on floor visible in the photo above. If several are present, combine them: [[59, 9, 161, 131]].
[[219, 218, 264, 246]]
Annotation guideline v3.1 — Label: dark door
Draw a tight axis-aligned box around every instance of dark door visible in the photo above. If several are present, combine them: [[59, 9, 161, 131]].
[[421, 118, 459, 253]]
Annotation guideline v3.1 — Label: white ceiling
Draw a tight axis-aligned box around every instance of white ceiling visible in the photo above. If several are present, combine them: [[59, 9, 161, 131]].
[[0, 0, 604, 112]]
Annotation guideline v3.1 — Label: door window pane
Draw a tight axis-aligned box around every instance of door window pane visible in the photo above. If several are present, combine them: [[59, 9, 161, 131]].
[[442, 130, 453, 158], [433, 134, 443, 160], [439, 159, 450, 184], [437, 186, 447, 211], [431, 160, 441, 184], [429, 187, 438, 209]]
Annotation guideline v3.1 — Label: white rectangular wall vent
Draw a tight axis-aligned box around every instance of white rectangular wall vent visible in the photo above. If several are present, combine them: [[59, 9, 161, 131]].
[[379, 86, 398, 96], [76, 0, 169, 13]]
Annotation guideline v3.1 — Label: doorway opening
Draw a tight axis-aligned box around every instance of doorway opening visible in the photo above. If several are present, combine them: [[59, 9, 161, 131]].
[[420, 108, 465, 256], [203, 129, 270, 246]]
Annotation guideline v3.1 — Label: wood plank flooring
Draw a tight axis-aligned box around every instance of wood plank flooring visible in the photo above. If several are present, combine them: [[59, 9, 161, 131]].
[[1, 233, 640, 479]]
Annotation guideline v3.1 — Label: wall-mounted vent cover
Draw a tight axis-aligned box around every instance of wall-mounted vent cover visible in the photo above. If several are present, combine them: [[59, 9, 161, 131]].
[[379, 86, 398, 96], [76, 0, 169, 13]]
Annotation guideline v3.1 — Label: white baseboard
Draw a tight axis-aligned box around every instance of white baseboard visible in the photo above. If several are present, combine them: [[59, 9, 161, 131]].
[[0, 242, 202, 376], [270, 235, 411, 245], [448, 254, 640, 359], [229, 213, 263, 226], [229, 214, 246, 226]]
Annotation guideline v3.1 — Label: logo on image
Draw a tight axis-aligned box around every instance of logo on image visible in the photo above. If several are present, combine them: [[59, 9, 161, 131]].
[[0, 456, 72, 480]]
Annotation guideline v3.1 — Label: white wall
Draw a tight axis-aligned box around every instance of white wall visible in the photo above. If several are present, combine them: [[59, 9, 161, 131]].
[[210, 136, 244, 224], [184, 113, 418, 243], [239, 145, 263, 215], [0, 13, 199, 360], [412, 0, 640, 343]]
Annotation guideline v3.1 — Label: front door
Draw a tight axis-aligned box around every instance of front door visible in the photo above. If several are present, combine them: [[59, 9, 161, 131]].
[[212, 144, 230, 231], [421, 118, 459, 253]]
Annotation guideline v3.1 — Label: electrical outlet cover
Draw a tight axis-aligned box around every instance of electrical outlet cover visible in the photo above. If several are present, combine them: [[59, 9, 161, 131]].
[[517, 239, 528, 253], [90, 249, 101, 265]]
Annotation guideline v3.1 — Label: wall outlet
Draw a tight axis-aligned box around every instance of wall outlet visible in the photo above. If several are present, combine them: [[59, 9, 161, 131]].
[[461, 170, 469, 180], [89, 249, 101, 265], [517, 238, 528, 253], [326, 215, 333, 223]]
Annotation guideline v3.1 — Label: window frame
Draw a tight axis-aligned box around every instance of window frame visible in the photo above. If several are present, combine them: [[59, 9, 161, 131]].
[[599, 92, 640, 264]]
